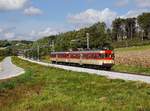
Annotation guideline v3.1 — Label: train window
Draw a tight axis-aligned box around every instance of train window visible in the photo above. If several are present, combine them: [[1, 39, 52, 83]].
[[93, 53, 97, 58], [99, 54, 105, 58], [51, 54, 56, 57], [105, 54, 112, 58]]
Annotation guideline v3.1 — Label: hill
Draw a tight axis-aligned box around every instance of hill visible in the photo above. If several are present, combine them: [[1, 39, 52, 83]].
[[0, 40, 33, 56]]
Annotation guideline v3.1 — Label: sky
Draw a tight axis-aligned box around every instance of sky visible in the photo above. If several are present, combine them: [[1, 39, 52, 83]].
[[0, 0, 150, 40]]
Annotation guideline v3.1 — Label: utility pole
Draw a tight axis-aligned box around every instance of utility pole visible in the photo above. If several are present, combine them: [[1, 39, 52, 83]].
[[32, 48, 34, 60], [142, 29, 144, 41], [131, 23, 133, 40], [86, 33, 90, 49], [37, 45, 40, 61], [52, 40, 55, 52]]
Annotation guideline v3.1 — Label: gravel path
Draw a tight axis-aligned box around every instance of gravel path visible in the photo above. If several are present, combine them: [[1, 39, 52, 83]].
[[0, 57, 25, 80], [19, 57, 150, 84]]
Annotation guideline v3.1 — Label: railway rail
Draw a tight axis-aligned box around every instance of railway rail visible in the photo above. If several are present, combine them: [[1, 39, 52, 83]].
[[19, 56, 150, 84]]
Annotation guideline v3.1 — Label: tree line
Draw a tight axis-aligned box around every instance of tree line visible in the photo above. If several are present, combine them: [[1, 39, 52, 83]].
[[0, 40, 33, 56], [112, 13, 150, 41], [48, 12, 150, 51], [22, 13, 150, 59], [23, 13, 150, 58]]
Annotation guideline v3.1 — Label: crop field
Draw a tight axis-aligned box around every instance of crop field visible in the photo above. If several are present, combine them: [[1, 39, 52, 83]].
[[113, 45, 150, 75], [0, 57, 150, 111]]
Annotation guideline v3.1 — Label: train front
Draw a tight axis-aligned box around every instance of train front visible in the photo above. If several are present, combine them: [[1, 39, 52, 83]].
[[100, 50, 115, 69]]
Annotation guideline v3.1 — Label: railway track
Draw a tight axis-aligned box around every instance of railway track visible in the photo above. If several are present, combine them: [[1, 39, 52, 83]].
[[19, 56, 150, 84]]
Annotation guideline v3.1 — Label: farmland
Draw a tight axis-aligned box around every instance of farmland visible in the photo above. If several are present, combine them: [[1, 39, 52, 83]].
[[0, 57, 150, 111], [113, 45, 150, 75]]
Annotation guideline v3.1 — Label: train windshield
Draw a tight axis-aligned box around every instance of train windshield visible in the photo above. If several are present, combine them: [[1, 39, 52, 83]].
[[105, 54, 111, 58], [99, 53, 114, 59]]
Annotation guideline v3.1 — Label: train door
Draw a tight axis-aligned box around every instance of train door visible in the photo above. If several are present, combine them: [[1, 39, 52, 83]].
[[56, 54, 58, 63], [80, 53, 83, 65]]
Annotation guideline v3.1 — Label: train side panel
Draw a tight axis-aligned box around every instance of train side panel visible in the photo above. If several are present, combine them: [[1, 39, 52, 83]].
[[50, 50, 114, 69]]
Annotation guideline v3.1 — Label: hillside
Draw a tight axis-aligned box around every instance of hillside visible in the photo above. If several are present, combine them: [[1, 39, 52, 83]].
[[0, 40, 33, 56]]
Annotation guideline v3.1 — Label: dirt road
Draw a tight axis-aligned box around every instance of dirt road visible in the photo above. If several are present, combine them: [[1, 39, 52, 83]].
[[0, 57, 24, 80]]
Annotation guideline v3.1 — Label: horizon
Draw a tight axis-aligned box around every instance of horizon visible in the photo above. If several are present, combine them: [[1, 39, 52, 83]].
[[0, 0, 150, 41]]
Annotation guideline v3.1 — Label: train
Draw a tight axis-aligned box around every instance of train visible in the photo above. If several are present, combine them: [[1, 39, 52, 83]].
[[50, 49, 115, 70]]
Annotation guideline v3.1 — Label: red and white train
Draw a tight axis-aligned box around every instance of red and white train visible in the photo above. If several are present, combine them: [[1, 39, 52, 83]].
[[50, 50, 115, 70]]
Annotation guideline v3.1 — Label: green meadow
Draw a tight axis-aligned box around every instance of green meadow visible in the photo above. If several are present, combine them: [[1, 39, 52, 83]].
[[0, 57, 150, 111]]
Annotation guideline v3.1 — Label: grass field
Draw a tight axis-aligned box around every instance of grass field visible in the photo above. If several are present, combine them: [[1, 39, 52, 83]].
[[40, 55, 50, 63], [0, 56, 4, 62], [115, 45, 150, 52], [0, 57, 150, 111], [113, 45, 150, 75]]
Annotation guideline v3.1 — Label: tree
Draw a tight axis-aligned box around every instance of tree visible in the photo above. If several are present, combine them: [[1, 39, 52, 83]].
[[137, 13, 150, 39], [112, 18, 125, 41], [125, 18, 136, 40]]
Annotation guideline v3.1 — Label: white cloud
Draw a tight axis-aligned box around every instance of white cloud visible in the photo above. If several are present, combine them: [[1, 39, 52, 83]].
[[0, 0, 27, 11], [115, 0, 150, 8], [29, 26, 70, 40], [0, 27, 16, 40], [68, 8, 150, 28], [0, 26, 67, 40], [120, 9, 149, 18], [0, 28, 4, 33], [115, 0, 129, 7], [4, 32, 15, 39], [24, 6, 42, 16], [135, 0, 150, 8], [30, 27, 63, 40], [68, 8, 117, 26]]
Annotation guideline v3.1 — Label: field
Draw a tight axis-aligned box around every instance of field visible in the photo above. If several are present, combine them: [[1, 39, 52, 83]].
[[0, 57, 150, 111], [113, 45, 150, 75], [0, 56, 4, 62], [40, 55, 51, 63]]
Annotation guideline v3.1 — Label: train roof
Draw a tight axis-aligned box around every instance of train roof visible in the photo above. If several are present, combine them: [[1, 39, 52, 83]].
[[51, 50, 113, 54]]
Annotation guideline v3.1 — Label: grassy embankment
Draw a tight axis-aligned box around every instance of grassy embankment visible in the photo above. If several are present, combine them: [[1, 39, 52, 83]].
[[0, 56, 4, 62], [113, 45, 150, 75], [0, 57, 150, 111], [40, 55, 50, 63]]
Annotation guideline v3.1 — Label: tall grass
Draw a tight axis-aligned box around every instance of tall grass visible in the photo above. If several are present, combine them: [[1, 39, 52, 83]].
[[0, 57, 150, 111]]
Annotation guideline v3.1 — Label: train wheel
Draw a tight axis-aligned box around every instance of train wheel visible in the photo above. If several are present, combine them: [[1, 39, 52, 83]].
[[105, 67, 111, 71], [51, 61, 55, 64]]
